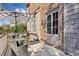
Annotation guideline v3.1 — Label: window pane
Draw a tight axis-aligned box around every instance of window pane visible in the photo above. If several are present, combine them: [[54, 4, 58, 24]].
[[53, 28, 55, 34], [53, 20, 58, 27], [56, 12, 58, 18], [53, 28, 58, 34], [47, 15, 51, 34], [53, 13, 55, 20], [53, 12, 58, 34], [47, 28, 51, 34], [47, 22, 51, 27], [47, 15, 51, 21], [53, 21, 55, 27], [55, 20, 58, 27], [56, 28, 58, 34]]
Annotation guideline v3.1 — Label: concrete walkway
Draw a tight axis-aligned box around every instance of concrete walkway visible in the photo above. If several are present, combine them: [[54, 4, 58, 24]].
[[28, 43, 66, 56], [0, 35, 67, 56], [4, 45, 12, 56], [0, 35, 8, 56], [9, 39, 28, 56]]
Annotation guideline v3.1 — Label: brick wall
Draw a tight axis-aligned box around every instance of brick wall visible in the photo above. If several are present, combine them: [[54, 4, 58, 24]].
[[28, 3, 48, 47], [29, 3, 40, 14], [39, 4, 48, 47], [28, 3, 64, 49], [46, 3, 64, 49]]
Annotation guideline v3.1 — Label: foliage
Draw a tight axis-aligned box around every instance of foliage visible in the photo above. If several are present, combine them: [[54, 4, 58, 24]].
[[11, 23, 27, 33], [0, 23, 27, 33], [0, 26, 4, 34]]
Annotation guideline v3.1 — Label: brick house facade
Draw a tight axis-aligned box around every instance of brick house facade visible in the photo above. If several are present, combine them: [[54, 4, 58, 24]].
[[27, 3, 64, 49], [46, 3, 64, 49], [27, 3, 48, 47]]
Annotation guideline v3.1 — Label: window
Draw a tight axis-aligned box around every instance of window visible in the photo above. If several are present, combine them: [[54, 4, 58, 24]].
[[53, 12, 58, 34], [47, 11, 58, 34], [47, 15, 51, 34], [30, 18, 36, 33]]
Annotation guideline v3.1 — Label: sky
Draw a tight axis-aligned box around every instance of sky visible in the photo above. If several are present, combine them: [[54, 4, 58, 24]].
[[0, 19, 10, 25], [3, 3, 26, 12], [0, 3, 26, 25]]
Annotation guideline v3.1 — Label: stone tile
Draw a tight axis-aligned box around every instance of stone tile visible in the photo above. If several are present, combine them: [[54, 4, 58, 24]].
[[70, 14, 78, 20], [74, 4, 79, 9], [70, 10, 75, 15], [31, 44, 66, 56], [64, 3, 79, 55], [74, 19, 79, 24], [77, 13, 79, 18], [74, 8, 79, 14], [67, 5, 74, 12], [64, 3, 73, 9]]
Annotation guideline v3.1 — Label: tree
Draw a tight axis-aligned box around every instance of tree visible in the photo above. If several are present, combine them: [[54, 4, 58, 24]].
[[11, 23, 27, 33], [0, 26, 4, 34]]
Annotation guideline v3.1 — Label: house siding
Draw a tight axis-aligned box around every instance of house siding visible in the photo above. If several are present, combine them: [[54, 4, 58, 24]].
[[64, 3, 79, 55]]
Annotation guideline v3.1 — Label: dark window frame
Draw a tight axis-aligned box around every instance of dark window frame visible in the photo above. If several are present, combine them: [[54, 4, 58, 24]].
[[47, 11, 58, 34]]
